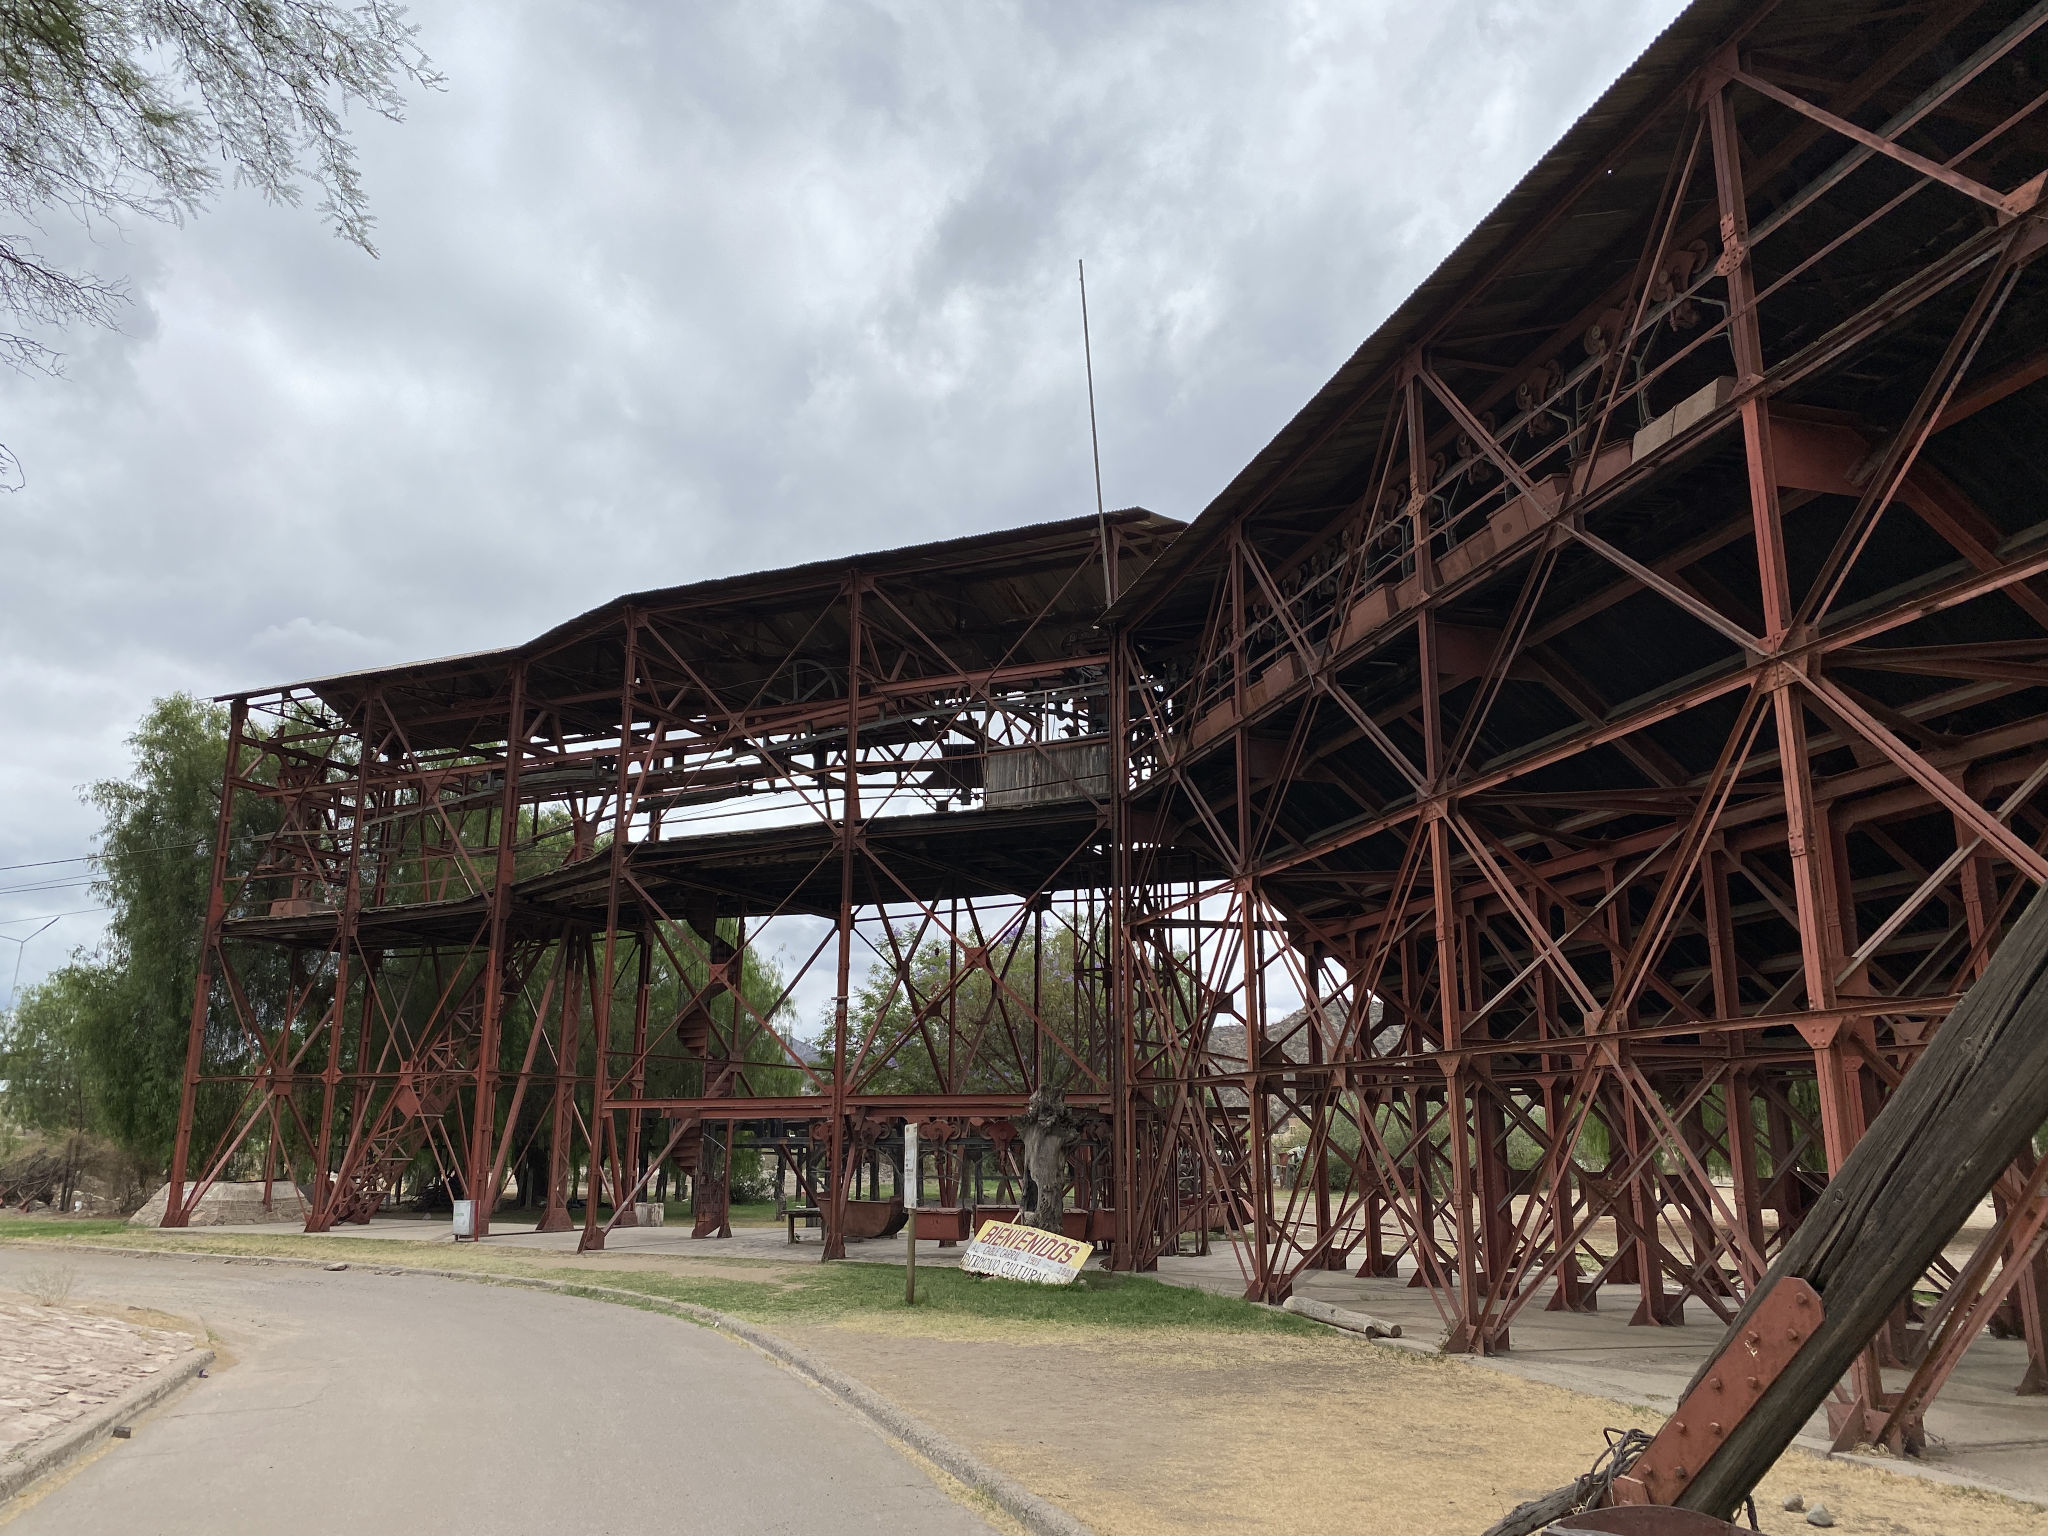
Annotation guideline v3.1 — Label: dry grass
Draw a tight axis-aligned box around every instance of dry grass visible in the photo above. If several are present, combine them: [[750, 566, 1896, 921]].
[[785, 1316, 2048, 1536], [18, 1261, 76, 1306]]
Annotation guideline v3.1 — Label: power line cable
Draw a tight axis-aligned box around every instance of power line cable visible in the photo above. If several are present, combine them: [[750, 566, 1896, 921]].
[[0, 906, 108, 927], [0, 852, 110, 871], [0, 876, 99, 898], [0, 834, 260, 875], [0, 854, 105, 873]]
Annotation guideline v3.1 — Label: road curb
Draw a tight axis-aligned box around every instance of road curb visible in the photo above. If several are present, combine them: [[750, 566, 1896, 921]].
[[0, 1240, 1092, 1536], [0, 1340, 213, 1506]]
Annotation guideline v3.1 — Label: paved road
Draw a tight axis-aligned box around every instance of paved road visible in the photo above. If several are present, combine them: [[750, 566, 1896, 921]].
[[0, 1250, 995, 1535]]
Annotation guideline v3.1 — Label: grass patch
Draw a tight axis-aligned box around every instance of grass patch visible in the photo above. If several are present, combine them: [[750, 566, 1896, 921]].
[[582, 1260, 1318, 1333], [0, 1222, 507, 1267], [0, 1217, 134, 1239], [725, 1200, 783, 1227], [659, 1199, 783, 1228]]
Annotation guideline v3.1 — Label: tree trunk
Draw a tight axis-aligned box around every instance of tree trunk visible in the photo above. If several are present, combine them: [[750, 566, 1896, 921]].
[[1019, 1123, 1065, 1230], [1014, 1085, 1075, 1232]]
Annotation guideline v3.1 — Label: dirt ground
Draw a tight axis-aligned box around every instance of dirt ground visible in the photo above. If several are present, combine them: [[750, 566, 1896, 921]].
[[784, 1314, 2048, 1536]]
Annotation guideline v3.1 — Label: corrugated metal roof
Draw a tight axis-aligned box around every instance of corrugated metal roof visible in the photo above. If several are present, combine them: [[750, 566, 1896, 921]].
[[232, 509, 1183, 748], [240, 508, 1177, 702]]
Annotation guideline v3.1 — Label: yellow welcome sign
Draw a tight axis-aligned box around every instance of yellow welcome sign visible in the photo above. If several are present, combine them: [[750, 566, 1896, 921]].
[[961, 1219, 1092, 1285]]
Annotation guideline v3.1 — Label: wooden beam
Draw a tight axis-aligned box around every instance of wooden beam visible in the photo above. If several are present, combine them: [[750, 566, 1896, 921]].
[[1675, 883, 2048, 1516]]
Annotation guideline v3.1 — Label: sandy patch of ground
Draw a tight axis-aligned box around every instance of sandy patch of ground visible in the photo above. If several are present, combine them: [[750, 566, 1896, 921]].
[[785, 1317, 2048, 1536]]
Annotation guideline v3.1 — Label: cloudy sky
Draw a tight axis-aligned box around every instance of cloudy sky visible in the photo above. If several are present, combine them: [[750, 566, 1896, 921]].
[[0, 0, 1685, 1008]]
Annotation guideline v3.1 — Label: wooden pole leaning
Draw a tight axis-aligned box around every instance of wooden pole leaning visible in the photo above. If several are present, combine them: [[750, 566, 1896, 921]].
[[1669, 882, 2048, 1516]]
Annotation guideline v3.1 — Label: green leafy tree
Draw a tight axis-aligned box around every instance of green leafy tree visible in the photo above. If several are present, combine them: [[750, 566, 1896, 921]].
[[0, 963, 102, 1135], [0, 964, 110, 1208], [23, 693, 276, 1172]]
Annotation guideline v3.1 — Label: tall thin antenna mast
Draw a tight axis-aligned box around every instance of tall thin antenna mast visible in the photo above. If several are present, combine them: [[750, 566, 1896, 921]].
[[1079, 258, 1113, 603]]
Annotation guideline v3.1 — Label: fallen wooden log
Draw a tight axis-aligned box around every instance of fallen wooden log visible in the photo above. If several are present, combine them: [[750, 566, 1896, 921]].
[[1281, 1294, 1403, 1338]]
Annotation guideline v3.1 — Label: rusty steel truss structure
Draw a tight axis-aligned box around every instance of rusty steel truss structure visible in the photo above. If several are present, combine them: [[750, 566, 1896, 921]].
[[168, 0, 2048, 1451], [165, 511, 1191, 1259]]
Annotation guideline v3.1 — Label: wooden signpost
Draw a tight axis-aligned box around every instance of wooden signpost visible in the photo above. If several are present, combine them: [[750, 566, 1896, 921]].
[[904, 1121, 918, 1306]]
